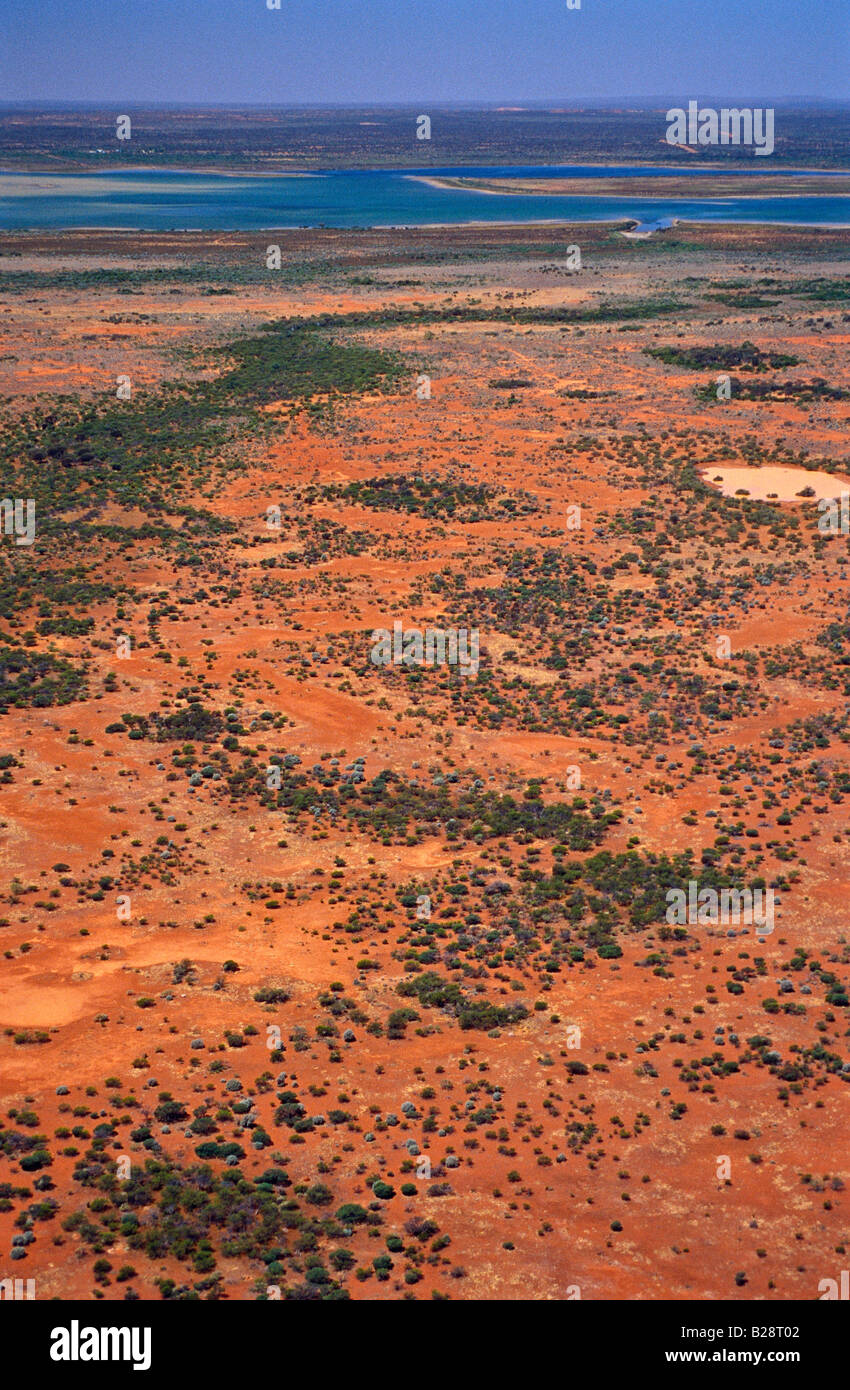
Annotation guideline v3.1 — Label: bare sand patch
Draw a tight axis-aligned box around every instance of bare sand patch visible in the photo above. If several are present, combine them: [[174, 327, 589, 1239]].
[[701, 464, 850, 502]]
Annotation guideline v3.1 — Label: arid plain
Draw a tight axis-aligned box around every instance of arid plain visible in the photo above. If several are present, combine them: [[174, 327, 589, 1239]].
[[0, 221, 848, 1301]]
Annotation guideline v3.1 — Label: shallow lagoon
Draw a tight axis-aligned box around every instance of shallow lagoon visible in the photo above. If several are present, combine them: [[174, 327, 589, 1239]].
[[1, 166, 849, 230]]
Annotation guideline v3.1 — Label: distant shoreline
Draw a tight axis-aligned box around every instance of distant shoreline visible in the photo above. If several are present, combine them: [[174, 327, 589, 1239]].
[[2, 162, 850, 179], [3, 218, 848, 235], [0, 167, 324, 183], [409, 172, 850, 199]]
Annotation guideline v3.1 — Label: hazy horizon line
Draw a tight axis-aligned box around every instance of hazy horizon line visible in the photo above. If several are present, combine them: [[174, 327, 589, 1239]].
[[3, 97, 848, 110]]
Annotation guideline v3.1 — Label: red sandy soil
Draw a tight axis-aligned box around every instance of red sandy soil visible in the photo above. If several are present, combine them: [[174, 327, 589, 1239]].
[[0, 224, 848, 1302]]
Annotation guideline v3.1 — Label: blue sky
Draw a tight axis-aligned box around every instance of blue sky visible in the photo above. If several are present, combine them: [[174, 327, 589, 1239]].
[[1, 0, 847, 103]]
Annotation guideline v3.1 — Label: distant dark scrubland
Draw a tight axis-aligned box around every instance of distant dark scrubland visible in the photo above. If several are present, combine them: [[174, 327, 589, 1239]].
[[1, 104, 848, 170]]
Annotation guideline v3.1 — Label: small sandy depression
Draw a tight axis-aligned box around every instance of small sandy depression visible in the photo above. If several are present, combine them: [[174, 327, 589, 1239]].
[[701, 464, 850, 502]]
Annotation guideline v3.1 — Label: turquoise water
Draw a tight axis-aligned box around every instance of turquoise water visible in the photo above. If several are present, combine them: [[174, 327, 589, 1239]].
[[1, 166, 849, 230]]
